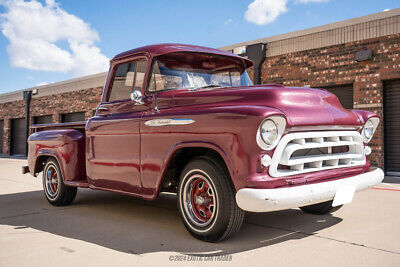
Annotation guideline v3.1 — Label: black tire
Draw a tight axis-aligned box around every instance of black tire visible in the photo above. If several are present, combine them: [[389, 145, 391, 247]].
[[177, 157, 244, 242], [42, 158, 77, 206], [300, 200, 342, 215]]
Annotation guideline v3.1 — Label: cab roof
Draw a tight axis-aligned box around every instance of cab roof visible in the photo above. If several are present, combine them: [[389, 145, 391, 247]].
[[112, 43, 253, 68]]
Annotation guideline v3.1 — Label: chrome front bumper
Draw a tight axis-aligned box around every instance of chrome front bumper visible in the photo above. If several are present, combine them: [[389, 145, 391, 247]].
[[236, 168, 384, 212]]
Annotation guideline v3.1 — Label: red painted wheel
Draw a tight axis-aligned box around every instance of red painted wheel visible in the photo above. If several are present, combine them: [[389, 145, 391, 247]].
[[42, 158, 77, 206], [184, 174, 216, 227], [178, 157, 245, 242], [44, 164, 59, 199]]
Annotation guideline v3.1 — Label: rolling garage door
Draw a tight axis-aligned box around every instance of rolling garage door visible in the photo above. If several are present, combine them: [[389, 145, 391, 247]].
[[321, 84, 353, 109], [384, 80, 400, 174], [11, 118, 27, 155], [0, 120, 3, 154]]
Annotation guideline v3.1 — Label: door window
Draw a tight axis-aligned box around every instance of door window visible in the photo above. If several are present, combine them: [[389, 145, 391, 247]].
[[108, 59, 148, 102]]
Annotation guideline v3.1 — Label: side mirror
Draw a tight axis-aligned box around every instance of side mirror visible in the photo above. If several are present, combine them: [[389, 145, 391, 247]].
[[130, 90, 144, 105]]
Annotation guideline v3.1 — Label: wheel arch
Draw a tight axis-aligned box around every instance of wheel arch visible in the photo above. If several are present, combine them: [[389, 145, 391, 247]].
[[156, 142, 235, 197], [33, 151, 66, 180]]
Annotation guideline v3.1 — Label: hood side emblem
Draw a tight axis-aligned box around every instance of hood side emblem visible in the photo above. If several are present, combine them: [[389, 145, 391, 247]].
[[145, 118, 195, 127]]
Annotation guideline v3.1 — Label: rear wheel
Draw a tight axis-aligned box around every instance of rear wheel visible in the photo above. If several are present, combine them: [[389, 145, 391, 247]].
[[300, 200, 342, 215], [42, 158, 77, 206], [177, 157, 244, 242]]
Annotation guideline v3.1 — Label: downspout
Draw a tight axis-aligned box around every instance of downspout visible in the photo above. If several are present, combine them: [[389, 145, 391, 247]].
[[246, 43, 266, 85], [23, 90, 32, 156]]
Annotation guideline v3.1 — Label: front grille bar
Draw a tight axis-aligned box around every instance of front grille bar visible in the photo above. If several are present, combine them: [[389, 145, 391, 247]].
[[269, 131, 366, 177]]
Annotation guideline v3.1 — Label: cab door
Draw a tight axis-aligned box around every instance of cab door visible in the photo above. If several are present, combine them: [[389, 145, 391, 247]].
[[86, 57, 149, 194]]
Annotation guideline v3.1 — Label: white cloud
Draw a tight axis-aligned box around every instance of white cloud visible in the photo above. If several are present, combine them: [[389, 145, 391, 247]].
[[0, 0, 109, 76], [245, 0, 288, 26], [36, 81, 49, 86], [224, 19, 233, 25], [245, 0, 329, 25], [296, 0, 328, 3]]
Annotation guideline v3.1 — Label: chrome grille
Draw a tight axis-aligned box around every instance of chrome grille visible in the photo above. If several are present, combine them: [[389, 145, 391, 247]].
[[269, 131, 366, 177]]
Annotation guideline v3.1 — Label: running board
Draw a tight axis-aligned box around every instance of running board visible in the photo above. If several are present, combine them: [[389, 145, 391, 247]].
[[64, 180, 89, 188]]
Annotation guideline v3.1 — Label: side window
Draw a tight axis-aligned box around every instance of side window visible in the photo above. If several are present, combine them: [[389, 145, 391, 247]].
[[133, 60, 148, 91], [108, 62, 136, 102]]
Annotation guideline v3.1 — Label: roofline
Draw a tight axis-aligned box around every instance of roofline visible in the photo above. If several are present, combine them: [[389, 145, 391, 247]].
[[220, 8, 400, 51], [0, 72, 108, 103]]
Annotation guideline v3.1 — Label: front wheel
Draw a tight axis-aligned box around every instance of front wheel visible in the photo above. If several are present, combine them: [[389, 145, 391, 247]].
[[42, 158, 77, 206], [300, 200, 342, 215], [177, 157, 244, 242]]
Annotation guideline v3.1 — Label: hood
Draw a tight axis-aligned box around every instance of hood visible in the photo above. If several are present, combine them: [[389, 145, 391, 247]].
[[171, 85, 361, 127]]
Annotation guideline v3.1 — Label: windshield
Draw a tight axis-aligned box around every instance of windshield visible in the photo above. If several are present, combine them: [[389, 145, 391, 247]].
[[148, 52, 252, 92]]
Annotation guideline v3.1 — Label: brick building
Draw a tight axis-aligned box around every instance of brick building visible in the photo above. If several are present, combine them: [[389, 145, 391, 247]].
[[0, 9, 399, 175]]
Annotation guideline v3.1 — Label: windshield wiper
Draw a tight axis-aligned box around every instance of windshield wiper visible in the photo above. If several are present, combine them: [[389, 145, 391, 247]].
[[188, 84, 222, 91]]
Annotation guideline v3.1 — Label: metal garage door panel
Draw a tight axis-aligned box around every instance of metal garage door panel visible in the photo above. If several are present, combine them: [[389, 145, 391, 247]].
[[0, 120, 3, 154], [34, 115, 53, 124], [385, 80, 400, 173], [321, 85, 353, 109], [61, 112, 85, 123], [11, 118, 26, 155]]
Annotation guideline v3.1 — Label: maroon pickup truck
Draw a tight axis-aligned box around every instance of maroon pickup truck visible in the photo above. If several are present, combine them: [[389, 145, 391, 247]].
[[23, 43, 384, 242]]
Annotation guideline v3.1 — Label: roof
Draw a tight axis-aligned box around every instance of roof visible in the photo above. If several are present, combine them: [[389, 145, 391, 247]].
[[112, 43, 253, 68], [220, 8, 400, 53]]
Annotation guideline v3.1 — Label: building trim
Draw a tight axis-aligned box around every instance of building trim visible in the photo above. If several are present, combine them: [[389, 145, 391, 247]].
[[220, 9, 400, 53], [0, 72, 107, 103]]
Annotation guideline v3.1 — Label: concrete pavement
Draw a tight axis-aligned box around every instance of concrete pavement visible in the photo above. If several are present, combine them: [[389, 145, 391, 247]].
[[0, 158, 399, 266]]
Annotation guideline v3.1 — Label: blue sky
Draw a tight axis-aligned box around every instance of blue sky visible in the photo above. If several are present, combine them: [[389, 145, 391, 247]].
[[0, 0, 398, 94]]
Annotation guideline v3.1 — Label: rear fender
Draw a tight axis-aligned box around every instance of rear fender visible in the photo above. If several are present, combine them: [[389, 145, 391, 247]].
[[28, 129, 86, 182]]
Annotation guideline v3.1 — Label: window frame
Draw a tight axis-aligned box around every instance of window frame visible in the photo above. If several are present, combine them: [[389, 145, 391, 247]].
[[145, 54, 250, 95], [104, 56, 149, 104]]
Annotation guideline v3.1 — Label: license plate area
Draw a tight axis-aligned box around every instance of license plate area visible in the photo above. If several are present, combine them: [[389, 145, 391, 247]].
[[332, 185, 356, 207]]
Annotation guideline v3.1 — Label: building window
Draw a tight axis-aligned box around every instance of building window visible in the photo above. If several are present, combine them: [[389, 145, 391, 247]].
[[33, 115, 53, 125], [315, 84, 354, 109], [60, 112, 85, 123]]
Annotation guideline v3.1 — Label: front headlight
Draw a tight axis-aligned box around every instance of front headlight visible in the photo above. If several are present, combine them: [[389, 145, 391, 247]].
[[257, 116, 286, 150], [260, 120, 278, 145], [361, 117, 379, 143]]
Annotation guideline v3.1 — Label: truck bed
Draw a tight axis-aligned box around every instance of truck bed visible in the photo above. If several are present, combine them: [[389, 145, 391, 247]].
[[31, 121, 86, 132]]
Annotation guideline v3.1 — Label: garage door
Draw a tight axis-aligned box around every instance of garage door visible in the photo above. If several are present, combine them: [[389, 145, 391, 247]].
[[321, 84, 353, 109], [33, 115, 53, 124], [60, 112, 85, 123], [0, 120, 3, 154], [384, 80, 400, 174], [11, 118, 27, 155]]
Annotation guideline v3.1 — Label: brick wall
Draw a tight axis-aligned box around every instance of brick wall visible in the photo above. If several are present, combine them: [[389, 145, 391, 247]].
[[0, 86, 103, 155], [260, 33, 400, 168], [0, 34, 399, 167]]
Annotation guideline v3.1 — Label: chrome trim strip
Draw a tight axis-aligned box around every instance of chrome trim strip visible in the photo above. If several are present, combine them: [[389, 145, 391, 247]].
[[287, 125, 362, 132], [144, 118, 195, 127]]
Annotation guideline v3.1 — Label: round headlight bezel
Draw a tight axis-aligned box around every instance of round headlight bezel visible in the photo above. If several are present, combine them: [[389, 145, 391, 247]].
[[361, 117, 379, 143], [256, 116, 286, 150]]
